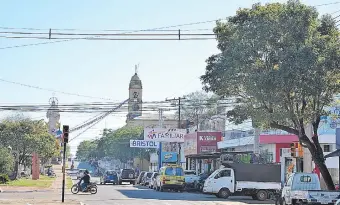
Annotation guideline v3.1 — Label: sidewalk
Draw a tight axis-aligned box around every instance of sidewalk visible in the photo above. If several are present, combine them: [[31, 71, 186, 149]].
[[0, 165, 82, 205]]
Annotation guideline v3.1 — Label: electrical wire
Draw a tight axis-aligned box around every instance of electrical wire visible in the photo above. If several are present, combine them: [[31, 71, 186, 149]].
[[0, 19, 219, 50], [314, 1, 340, 7], [0, 78, 115, 101], [0, 36, 216, 41]]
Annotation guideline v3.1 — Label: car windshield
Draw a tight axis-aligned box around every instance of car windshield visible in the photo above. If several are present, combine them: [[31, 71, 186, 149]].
[[185, 171, 196, 175], [107, 171, 116, 175], [146, 172, 152, 178], [208, 170, 219, 179], [165, 167, 184, 176]]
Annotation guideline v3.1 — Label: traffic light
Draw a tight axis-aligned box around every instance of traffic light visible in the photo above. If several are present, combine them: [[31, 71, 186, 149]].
[[297, 142, 304, 157], [290, 143, 296, 157], [63, 125, 69, 143]]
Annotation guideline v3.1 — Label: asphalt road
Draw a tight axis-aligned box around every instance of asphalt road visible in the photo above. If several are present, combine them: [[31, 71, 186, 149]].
[[69, 177, 275, 205]]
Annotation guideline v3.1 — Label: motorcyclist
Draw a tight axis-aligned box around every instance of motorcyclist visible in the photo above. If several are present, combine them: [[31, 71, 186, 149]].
[[79, 170, 91, 192]]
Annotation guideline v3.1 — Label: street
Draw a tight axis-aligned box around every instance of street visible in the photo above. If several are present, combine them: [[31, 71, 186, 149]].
[[68, 177, 274, 205]]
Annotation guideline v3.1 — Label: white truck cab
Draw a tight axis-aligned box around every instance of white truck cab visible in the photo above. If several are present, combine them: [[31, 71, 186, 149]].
[[282, 173, 340, 204]]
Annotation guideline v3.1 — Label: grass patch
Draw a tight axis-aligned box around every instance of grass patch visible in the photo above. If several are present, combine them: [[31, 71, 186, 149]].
[[6, 175, 55, 188], [66, 176, 73, 189]]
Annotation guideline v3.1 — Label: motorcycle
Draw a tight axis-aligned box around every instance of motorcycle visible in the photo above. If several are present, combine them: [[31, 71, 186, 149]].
[[71, 182, 97, 194]]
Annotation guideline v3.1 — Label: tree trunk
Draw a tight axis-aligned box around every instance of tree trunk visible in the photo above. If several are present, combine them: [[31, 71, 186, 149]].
[[314, 160, 335, 190]]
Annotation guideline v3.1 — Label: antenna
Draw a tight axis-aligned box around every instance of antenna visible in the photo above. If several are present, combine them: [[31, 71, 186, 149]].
[[135, 63, 140, 74]]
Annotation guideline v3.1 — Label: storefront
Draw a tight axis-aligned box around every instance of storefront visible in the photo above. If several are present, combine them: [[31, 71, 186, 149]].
[[183, 131, 222, 173]]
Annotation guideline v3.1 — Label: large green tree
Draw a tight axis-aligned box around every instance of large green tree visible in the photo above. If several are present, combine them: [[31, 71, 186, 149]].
[[0, 146, 14, 174], [77, 126, 152, 162], [0, 118, 59, 167], [76, 140, 98, 161], [201, 0, 340, 189]]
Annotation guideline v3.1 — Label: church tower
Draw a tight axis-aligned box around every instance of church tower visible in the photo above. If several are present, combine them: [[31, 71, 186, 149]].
[[127, 65, 143, 120]]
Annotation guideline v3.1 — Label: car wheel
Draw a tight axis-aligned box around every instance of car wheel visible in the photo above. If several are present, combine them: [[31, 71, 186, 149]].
[[256, 190, 268, 201], [218, 188, 230, 199]]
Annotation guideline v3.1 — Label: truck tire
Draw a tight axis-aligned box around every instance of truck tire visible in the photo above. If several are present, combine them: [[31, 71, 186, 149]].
[[218, 188, 230, 199], [256, 190, 268, 201]]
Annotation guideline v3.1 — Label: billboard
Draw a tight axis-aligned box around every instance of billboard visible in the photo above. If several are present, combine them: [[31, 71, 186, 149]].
[[129, 140, 159, 148], [197, 132, 222, 154], [184, 133, 198, 156], [161, 152, 178, 163], [144, 128, 186, 142]]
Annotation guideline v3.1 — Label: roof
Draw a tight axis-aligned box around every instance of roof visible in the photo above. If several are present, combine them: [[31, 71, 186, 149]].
[[129, 73, 142, 89]]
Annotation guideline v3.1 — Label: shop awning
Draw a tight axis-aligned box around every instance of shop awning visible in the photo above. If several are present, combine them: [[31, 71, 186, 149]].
[[185, 151, 253, 159], [324, 149, 340, 158]]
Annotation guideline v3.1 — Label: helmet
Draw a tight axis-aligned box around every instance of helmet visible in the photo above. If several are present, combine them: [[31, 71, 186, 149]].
[[84, 170, 89, 174]]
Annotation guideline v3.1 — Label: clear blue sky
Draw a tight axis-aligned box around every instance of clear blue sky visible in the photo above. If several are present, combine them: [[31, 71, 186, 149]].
[[0, 0, 338, 155]]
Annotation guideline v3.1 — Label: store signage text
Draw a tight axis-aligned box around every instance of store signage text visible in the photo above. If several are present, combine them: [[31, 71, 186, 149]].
[[199, 136, 217, 141], [130, 140, 159, 148]]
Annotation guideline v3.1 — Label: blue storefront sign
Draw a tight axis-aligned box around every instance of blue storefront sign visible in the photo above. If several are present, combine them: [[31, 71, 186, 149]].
[[319, 106, 340, 135], [161, 152, 178, 163]]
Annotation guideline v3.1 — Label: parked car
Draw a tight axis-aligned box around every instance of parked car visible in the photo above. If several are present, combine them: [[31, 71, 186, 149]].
[[154, 164, 185, 192], [136, 171, 146, 184], [119, 169, 136, 185], [100, 170, 118, 185], [149, 172, 159, 189], [184, 170, 199, 189], [141, 172, 153, 186]]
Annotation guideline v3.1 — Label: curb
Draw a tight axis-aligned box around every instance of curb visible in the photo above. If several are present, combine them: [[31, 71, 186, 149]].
[[0, 189, 53, 193]]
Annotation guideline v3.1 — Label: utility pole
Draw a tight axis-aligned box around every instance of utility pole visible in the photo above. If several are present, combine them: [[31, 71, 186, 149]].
[[61, 125, 69, 203], [158, 108, 170, 170], [166, 97, 186, 164], [158, 109, 163, 170]]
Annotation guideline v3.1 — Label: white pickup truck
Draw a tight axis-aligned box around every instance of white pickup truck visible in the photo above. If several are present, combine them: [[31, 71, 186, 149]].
[[203, 163, 281, 201], [282, 173, 340, 205]]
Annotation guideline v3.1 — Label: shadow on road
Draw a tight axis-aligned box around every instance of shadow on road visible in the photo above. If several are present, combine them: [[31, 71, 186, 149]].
[[116, 189, 274, 204]]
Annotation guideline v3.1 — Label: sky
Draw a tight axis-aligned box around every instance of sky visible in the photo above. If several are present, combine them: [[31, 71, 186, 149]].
[[0, 0, 338, 155]]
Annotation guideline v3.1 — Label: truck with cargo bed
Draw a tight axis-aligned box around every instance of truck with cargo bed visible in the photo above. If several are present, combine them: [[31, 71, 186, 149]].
[[203, 163, 282, 201], [281, 172, 340, 205]]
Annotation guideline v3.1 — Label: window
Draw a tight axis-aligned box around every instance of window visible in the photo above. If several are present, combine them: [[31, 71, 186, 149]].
[[184, 171, 196, 175], [219, 169, 231, 177], [165, 167, 184, 176], [146, 172, 153, 178], [323, 145, 331, 152], [300, 175, 312, 182], [107, 171, 116, 175]]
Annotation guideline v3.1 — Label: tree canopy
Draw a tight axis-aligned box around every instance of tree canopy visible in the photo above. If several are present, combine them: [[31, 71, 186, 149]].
[[0, 146, 14, 174], [76, 126, 152, 162], [179, 91, 220, 129], [201, 0, 340, 189], [0, 117, 59, 168]]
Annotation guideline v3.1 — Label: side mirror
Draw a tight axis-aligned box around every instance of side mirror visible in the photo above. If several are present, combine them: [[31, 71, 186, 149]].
[[214, 175, 219, 179]]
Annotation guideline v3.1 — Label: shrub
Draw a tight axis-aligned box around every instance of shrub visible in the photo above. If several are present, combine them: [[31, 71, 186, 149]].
[[0, 174, 10, 184]]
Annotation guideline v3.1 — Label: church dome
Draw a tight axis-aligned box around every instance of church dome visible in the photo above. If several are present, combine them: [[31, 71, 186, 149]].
[[129, 73, 142, 89]]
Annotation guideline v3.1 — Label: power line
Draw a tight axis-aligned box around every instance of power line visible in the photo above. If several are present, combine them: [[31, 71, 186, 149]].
[[0, 19, 219, 50], [0, 78, 115, 101], [314, 1, 340, 7]]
